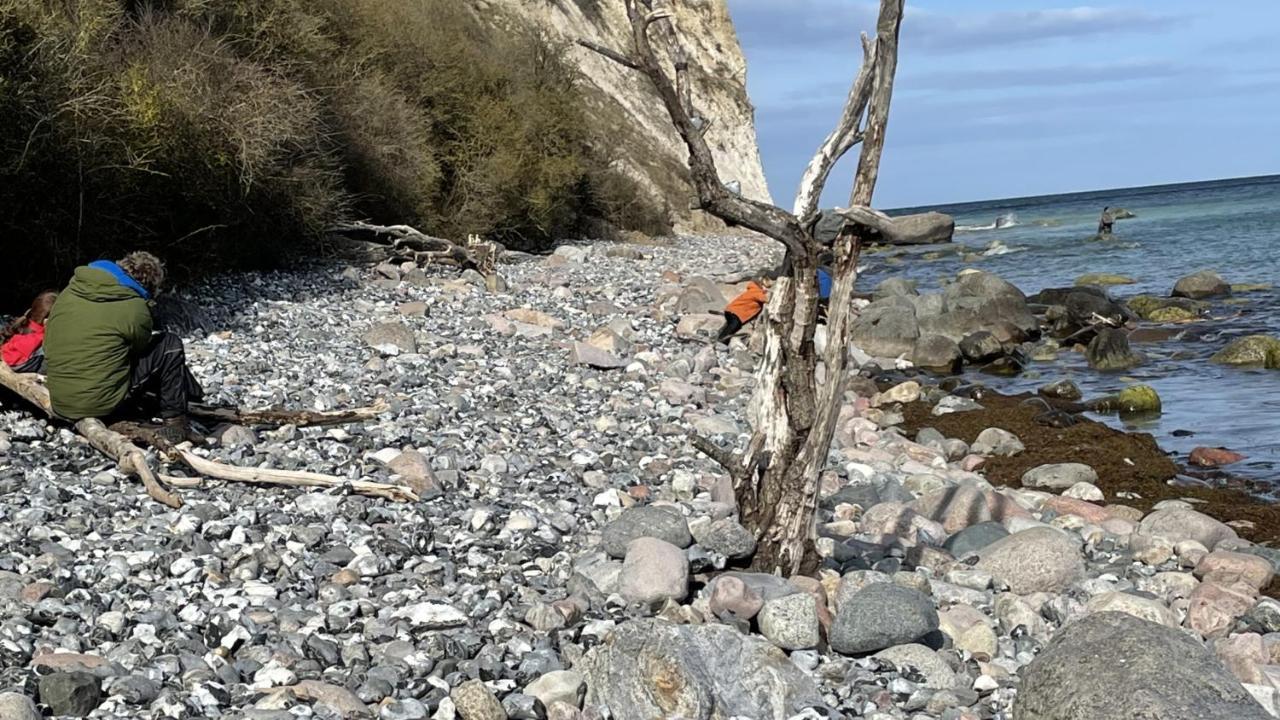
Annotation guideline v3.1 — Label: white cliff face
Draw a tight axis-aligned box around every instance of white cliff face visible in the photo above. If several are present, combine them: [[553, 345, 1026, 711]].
[[474, 0, 772, 231]]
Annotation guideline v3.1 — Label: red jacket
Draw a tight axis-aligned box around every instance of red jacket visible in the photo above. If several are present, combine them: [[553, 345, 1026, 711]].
[[2, 322, 45, 367], [725, 282, 768, 323]]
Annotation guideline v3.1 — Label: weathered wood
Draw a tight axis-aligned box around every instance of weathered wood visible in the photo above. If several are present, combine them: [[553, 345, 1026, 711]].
[[329, 221, 492, 270], [176, 450, 418, 503], [189, 400, 388, 428]]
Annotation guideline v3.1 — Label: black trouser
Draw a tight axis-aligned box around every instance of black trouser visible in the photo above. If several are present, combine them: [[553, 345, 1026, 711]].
[[716, 311, 744, 344], [117, 332, 204, 419], [12, 350, 44, 374]]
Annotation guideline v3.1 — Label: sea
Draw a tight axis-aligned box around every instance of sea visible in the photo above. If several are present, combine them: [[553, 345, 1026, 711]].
[[865, 174, 1280, 485]]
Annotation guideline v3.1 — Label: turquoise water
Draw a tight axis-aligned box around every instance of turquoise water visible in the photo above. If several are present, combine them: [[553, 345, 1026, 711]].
[[869, 175, 1280, 483]]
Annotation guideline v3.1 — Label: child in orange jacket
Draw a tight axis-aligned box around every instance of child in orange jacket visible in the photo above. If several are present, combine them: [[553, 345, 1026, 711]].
[[717, 276, 774, 343]]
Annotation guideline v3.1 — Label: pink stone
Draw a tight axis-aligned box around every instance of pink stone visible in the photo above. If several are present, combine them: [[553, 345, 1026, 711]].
[[1101, 518, 1137, 536], [1105, 504, 1145, 522], [708, 575, 763, 619], [961, 455, 986, 472], [860, 502, 945, 544], [1215, 633, 1268, 684], [1195, 551, 1276, 590], [1187, 580, 1257, 638], [1040, 496, 1110, 525]]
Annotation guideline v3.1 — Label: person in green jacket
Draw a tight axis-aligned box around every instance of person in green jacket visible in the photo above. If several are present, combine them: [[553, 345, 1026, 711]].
[[43, 252, 203, 442]]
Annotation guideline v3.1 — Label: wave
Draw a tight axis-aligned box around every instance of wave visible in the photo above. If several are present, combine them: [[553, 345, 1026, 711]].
[[981, 239, 1025, 256], [956, 212, 1018, 233]]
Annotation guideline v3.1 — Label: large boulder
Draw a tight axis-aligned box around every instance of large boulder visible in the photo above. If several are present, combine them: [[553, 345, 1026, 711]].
[[1137, 508, 1238, 550], [850, 303, 919, 358], [581, 619, 823, 720], [1173, 270, 1231, 300], [912, 334, 962, 373], [976, 527, 1085, 594], [1210, 335, 1280, 369], [885, 212, 956, 245], [960, 331, 1004, 363], [1015, 612, 1271, 720], [874, 277, 919, 299], [1086, 328, 1142, 371]]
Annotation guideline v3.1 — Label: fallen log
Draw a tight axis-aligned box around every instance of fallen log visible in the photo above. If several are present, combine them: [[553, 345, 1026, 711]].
[[189, 399, 388, 428], [329, 221, 500, 274]]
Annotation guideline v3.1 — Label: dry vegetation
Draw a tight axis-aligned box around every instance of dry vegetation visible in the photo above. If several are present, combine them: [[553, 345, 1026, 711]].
[[0, 0, 669, 304]]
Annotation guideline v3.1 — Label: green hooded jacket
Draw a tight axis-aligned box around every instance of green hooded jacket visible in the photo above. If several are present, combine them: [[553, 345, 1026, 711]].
[[44, 263, 153, 419]]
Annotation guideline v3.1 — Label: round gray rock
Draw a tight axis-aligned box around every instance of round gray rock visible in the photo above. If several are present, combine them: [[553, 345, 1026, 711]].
[[830, 582, 939, 655], [38, 672, 102, 718], [0, 693, 40, 720], [602, 505, 693, 558], [695, 517, 757, 559], [1172, 270, 1231, 300], [1137, 508, 1238, 550], [1016, 612, 1272, 720], [873, 644, 958, 690], [976, 527, 1085, 594], [943, 521, 1010, 558], [971, 427, 1025, 456], [618, 537, 689, 605], [1021, 463, 1098, 491]]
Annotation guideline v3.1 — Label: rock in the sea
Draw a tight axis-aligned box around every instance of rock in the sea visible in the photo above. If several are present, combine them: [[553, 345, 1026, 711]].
[[1016, 612, 1271, 720], [829, 582, 939, 655], [1076, 273, 1135, 287], [1038, 379, 1082, 401], [1137, 508, 1238, 550], [913, 334, 963, 373], [1086, 328, 1142, 371], [971, 427, 1024, 456], [959, 331, 1003, 363], [1090, 384, 1162, 415], [757, 592, 820, 651], [1210, 335, 1280, 369], [450, 680, 507, 720], [1173, 270, 1231, 300], [580, 619, 822, 720], [873, 644, 958, 689], [1190, 447, 1247, 467], [39, 672, 102, 718], [602, 505, 692, 558], [618, 538, 689, 605], [885, 211, 956, 245], [0, 693, 40, 720], [875, 277, 920, 299], [1021, 463, 1098, 491], [976, 527, 1085, 594]]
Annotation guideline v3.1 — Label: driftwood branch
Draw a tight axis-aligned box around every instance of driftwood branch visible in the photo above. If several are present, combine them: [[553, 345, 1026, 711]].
[[689, 433, 738, 475], [575, 39, 639, 69], [189, 400, 388, 428], [329, 221, 499, 271]]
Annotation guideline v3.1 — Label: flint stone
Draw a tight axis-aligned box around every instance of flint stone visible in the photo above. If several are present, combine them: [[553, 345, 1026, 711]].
[[39, 672, 102, 718], [602, 505, 692, 558], [1015, 612, 1271, 720], [451, 680, 507, 720], [1138, 508, 1239, 550], [580, 619, 822, 720], [830, 582, 939, 655], [1021, 463, 1097, 491], [873, 644, 958, 690], [757, 592, 821, 651], [975, 527, 1085, 594], [619, 538, 688, 605]]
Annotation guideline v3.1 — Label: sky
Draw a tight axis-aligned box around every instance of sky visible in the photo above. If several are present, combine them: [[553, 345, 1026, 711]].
[[726, 1, 1280, 209]]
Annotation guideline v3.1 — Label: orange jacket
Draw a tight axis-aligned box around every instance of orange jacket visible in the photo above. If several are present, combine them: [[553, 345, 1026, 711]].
[[725, 282, 768, 323]]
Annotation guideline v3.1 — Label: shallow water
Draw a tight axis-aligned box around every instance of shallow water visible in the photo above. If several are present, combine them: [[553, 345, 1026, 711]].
[[867, 175, 1280, 483]]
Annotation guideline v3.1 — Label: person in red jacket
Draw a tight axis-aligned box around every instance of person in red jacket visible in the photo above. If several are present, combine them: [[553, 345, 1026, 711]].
[[2, 290, 58, 372], [717, 275, 775, 343]]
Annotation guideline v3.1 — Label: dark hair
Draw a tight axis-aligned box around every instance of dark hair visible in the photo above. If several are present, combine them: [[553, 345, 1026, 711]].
[[2, 290, 58, 344], [118, 251, 166, 295]]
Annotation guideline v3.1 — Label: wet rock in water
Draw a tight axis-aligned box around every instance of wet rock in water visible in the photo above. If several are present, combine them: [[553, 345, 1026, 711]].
[[1173, 270, 1232, 300], [944, 522, 1009, 558], [1190, 446, 1247, 467], [1126, 294, 1207, 321], [0, 693, 40, 720], [757, 592, 821, 650], [1149, 305, 1200, 322], [1210, 335, 1280, 369], [1137, 508, 1239, 550], [1089, 384, 1162, 415], [975, 527, 1085, 594], [1086, 328, 1142, 371], [959, 331, 1003, 363], [971, 427, 1024, 456], [829, 583, 939, 655], [602, 505, 692, 558], [580, 619, 823, 720], [873, 644, 958, 690], [39, 672, 102, 717], [451, 680, 507, 720], [1017, 612, 1271, 720], [1038, 379, 1081, 401], [618, 537, 689, 605], [884, 211, 956, 245], [874, 277, 920, 299], [913, 334, 963, 373], [1022, 463, 1098, 491], [362, 321, 416, 354], [1075, 273, 1135, 287]]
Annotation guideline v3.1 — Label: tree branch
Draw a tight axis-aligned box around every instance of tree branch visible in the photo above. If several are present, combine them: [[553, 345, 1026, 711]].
[[189, 400, 388, 428], [575, 40, 639, 69]]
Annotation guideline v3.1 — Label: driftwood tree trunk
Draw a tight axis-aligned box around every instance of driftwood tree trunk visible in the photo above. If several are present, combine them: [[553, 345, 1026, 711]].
[[585, 0, 905, 574]]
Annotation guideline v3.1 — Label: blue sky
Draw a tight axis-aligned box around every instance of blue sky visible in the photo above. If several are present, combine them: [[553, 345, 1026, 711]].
[[727, 1, 1280, 208]]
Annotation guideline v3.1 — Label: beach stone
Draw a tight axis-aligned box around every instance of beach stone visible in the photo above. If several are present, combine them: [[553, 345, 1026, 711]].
[[1017, 612, 1271, 720], [758, 592, 820, 650], [525, 671, 583, 710], [938, 605, 997, 659], [1190, 447, 1248, 467], [602, 506, 692, 558], [1038, 379, 1082, 401], [1076, 273, 1135, 286], [692, 517, 756, 559], [39, 672, 101, 717], [910, 484, 1026, 535], [933, 396, 983, 416], [1211, 335, 1280, 369], [450, 680, 507, 720], [1086, 328, 1142, 371], [387, 449, 442, 499], [970, 427, 1023, 456], [829, 583, 939, 655], [1062, 482, 1104, 502], [959, 331, 1003, 362], [1021, 463, 1097, 491], [975, 527, 1085, 594], [676, 314, 725, 341], [580, 618, 822, 719], [1131, 533, 1176, 566], [1138, 508, 1239, 550], [873, 380, 921, 406], [586, 326, 632, 356], [658, 378, 705, 406], [995, 595, 1052, 642], [1188, 580, 1258, 638], [707, 574, 764, 619], [290, 681, 368, 718], [362, 321, 416, 354], [1040, 496, 1110, 525], [0, 693, 39, 720], [571, 342, 626, 370], [913, 334, 962, 372], [850, 304, 920, 358], [1216, 633, 1268, 685], [944, 522, 1009, 558], [1173, 270, 1231, 299], [874, 644, 958, 690], [1196, 551, 1276, 590], [1085, 591, 1177, 627], [860, 502, 946, 544], [618, 538, 688, 605]]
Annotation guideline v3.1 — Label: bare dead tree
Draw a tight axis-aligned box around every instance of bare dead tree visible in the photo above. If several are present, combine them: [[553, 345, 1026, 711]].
[[582, 0, 905, 574]]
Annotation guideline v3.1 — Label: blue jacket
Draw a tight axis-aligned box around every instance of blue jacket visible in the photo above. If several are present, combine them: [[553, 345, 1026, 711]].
[[817, 268, 832, 300]]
